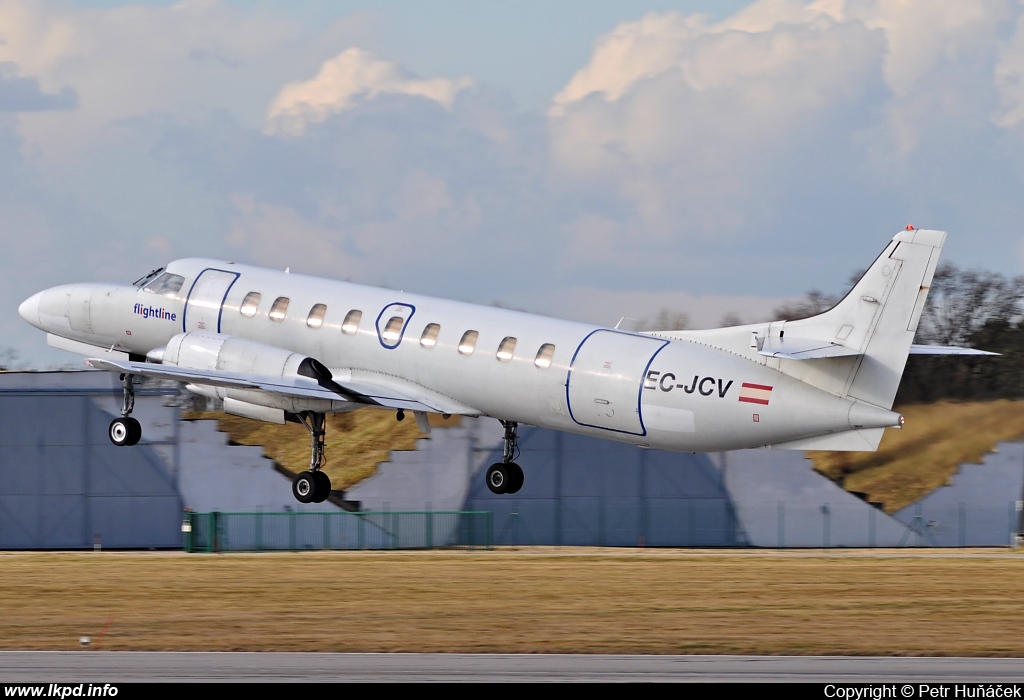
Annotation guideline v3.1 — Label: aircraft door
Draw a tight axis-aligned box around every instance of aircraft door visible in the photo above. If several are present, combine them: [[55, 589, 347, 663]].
[[566, 330, 668, 436], [183, 269, 240, 333], [375, 302, 416, 349]]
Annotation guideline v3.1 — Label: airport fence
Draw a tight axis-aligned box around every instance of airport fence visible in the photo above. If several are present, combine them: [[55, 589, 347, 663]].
[[476, 498, 1024, 548], [183, 509, 493, 553], [182, 500, 1023, 551]]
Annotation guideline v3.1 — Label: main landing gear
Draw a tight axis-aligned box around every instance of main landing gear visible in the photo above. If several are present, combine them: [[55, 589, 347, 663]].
[[291, 411, 332, 504], [108, 373, 142, 447], [485, 420, 524, 495]]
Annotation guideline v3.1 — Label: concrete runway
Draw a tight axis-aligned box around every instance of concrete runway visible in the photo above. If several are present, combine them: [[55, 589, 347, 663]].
[[1, 653, 1024, 682]]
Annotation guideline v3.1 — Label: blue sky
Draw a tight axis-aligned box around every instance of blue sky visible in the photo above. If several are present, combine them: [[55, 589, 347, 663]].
[[3, 0, 1024, 367]]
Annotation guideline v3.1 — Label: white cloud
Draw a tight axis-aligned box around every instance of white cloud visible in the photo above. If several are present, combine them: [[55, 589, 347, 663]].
[[265, 48, 473, 136], [545, 0, 1024, 266]]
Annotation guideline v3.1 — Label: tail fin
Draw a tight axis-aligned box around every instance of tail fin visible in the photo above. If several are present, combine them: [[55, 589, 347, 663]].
[[779, 228, 945, 408]]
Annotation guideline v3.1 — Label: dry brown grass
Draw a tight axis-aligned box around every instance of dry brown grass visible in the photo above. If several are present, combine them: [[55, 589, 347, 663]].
[[3, 551, 1024, 655], [809, 400, 1024, 512], [182, 410, 461, 490]]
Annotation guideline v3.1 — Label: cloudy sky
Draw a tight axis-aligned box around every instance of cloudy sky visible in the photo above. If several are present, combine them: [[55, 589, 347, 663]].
[[4, 0, 1024, 367]]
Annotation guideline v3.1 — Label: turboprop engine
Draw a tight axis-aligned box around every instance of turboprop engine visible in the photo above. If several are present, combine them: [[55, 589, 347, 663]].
[[149, 331, 346, 422]]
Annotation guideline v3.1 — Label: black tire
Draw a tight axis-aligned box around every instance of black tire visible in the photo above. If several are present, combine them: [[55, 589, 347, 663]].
[[292, 471, 317, 504], [312, 471, 332, 503], [108, 418, 135, 447], [125, 417, 142, 446], [505, 463, 524, 494], [485, 463, 509, 495]]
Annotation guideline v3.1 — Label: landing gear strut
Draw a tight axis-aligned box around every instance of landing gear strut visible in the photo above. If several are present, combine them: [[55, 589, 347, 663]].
[[485, 420, 524, 495], [108, 373, 142, 447], [292, 411, 332, 504]]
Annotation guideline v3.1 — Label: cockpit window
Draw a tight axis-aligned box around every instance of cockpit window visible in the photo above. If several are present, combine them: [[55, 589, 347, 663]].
[[142, 272, 185, 297], [133, 267, 165, 288]]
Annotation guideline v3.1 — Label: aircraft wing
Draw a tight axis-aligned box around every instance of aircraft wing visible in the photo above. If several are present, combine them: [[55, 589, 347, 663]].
[[84, 358, 482, 416]]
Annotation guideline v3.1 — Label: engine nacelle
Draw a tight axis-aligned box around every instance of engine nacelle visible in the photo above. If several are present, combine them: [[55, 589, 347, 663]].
[[158, 331, 345, 415]]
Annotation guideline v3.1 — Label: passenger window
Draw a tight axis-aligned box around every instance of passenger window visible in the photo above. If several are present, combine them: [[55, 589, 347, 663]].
[[239, 292, 261, 318], [458, 330, 479, 355], [420, 323, 440, 348], [269, 297, 289, 323], [143, 272, 185, 297], [382, 316, 404, 342], [496, 336, 517, 362], [306, 303, 327, 329], [534, 343, 555, 369], [342, 309, 362, 335]]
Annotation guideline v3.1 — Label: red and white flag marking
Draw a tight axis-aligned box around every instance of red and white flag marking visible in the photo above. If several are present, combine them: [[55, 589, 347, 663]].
[[738, 382, 773, 405]]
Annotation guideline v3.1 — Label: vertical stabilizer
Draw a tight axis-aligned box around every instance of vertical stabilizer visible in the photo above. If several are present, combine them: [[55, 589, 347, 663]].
[[782, 228, 945, 409]]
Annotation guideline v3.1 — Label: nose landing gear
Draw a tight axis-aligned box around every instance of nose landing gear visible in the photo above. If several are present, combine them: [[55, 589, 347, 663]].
[[485, 420, 524, 495], [108, 373, 142, 447]]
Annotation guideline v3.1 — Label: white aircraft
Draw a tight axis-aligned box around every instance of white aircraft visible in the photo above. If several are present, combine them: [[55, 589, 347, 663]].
[[18, 227, 992, 503]]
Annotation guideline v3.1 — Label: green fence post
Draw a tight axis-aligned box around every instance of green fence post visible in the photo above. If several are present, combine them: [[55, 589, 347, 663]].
[[358, 513, 365, 550], [959, 502, 966, 548], [426, 511, 433, 549], [324, 512, 330, 551], [255, 512, 262, 552], [290, 511, 296, 551], [207, 512, 216, 553]]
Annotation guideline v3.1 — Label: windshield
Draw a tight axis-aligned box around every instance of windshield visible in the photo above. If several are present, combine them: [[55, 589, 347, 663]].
[[143, 272, 185, 297], [133, 267, 165, 288]]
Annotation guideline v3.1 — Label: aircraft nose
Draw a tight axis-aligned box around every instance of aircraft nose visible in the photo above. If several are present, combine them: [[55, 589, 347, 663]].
[[18, 291, 43, 327]]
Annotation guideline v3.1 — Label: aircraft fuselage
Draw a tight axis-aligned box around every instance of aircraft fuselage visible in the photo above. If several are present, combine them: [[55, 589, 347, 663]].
[[20, 257, 902, 454]]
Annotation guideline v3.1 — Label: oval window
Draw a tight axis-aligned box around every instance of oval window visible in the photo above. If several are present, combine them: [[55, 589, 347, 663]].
[[306, 303, 327, 329], [382, 316, 404, 342], [496, 336, 517, 362], [534, 343, 555, 369], [269, 297, 289, 323], [420, 323, 440, 348], [458, 330, 479, 356], [342, 309, 362, 335], [239, 292, 261, 318]]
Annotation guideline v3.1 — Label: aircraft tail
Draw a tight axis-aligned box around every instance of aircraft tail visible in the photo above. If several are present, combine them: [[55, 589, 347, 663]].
[[774, 227, 945, 409]]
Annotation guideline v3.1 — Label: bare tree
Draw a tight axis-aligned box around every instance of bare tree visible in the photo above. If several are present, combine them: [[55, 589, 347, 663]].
[[639, 309, 690, 331]]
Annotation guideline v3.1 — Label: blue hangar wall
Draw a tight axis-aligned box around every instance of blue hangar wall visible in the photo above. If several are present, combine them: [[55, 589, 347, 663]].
[[0, 372, 183, 549]]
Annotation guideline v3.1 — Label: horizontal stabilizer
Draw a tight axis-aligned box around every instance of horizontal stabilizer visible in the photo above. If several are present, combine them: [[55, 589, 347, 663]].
[[758, 335, 862, 360], [908, 345, 999, 356]]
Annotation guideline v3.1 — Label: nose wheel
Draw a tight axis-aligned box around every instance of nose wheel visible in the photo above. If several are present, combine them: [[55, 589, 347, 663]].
[[485, 420, 525, 494], [109, 373, 142, 446]]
